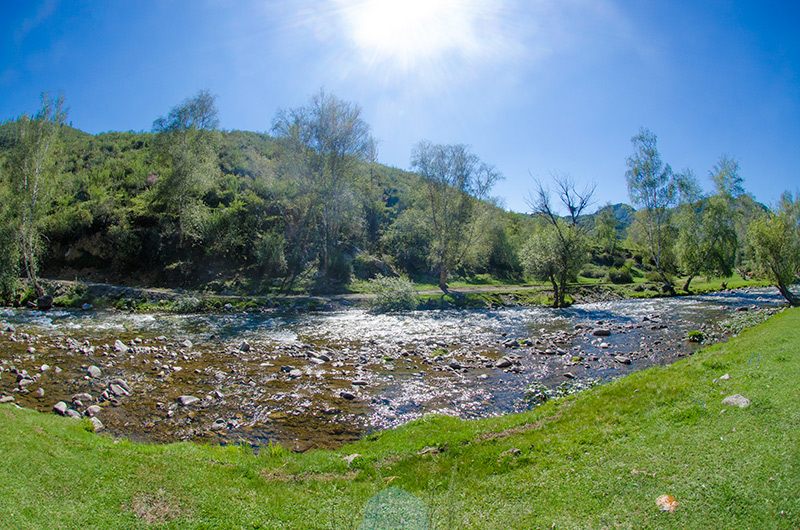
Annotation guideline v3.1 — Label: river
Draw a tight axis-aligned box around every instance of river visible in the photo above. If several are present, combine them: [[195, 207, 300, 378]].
[[0, 288, 785, 451]]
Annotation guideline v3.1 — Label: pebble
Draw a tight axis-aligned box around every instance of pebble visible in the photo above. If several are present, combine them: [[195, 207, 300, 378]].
[[0, 396, 14, 404], [87, 365, 102, 378], [177, 395, 200, 406], [89, 417, 104, 431], [85, 405, 102, 417], [592, 329, 612, 337], [53, 401, 69, 415], [614, 355, 632, 365], [113, 340, 129, 353]]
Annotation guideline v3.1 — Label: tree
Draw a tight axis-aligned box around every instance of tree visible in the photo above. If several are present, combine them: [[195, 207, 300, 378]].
[[272, 89, 374, 278], [410, 141, 502, 291], [625, 128, 681, 295], [524, 174, 594, 308], [3, 91, 68, 295], [593, 204, 621, 256], [747, 191, 800, 306], [152, 89, 221, 245]]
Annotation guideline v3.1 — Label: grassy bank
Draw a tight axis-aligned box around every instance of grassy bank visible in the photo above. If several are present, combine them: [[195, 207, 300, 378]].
[[2, 308, 799, 528]]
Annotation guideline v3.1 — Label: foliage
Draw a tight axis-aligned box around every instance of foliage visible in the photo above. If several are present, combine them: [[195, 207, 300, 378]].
[[366, 274, 419, 312], [747, 191, 800, 305], [411, 141, 502, 291], [606, 265, 634, 284], [272, 89, 374, 277], [525, 174, 594, 307], [3, 91, 68, 295], [152, 89, 221, 246], [625, 127, 682, 294]]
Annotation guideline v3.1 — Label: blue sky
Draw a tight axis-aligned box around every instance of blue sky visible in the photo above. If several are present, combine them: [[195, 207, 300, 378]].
[[2, 0, 798, 213]]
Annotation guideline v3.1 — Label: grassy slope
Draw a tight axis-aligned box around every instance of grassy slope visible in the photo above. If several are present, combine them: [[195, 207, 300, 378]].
[[1, 309, 799, 529]]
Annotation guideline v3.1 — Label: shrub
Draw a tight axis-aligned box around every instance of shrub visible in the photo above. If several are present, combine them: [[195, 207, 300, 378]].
[[580, 264, 606, 279], [367, 275, 418, 312], [687, 330, 704, 343], [607, 267, 633, 284]]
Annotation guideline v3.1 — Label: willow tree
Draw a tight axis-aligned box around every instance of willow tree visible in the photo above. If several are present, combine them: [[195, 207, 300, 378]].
[[152, 89, 221, 246], [748, 191, 800, 306], [272, 89, 373, 278], [410, 141, 502, 291], [3, 91, 68, 296], [625, 128, 680, 295], [675, 157, 742, 291]]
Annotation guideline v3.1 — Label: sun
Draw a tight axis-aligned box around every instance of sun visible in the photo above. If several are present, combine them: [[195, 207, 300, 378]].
[[340, 0, 480, 71]]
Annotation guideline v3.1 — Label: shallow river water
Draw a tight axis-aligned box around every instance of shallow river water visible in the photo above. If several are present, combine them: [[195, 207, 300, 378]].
[[0, 288, 785, 451]]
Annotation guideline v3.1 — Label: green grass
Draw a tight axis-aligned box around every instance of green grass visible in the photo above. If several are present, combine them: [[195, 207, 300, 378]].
[[2, 309, 800, 528]]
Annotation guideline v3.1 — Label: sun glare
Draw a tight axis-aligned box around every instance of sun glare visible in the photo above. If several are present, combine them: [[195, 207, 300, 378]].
[[341, 0, 482, 72]]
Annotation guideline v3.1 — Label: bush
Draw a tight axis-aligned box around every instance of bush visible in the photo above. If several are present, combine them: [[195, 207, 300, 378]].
[[607, 267, 633, 284], [580, 264, 606, 279], [367, 275, 418, 312]]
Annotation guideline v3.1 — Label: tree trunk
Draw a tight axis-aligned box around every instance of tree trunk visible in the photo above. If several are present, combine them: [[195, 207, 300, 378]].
[[658, 269, 676, 296], [777, 282, 800, 307], [438, 267, 448, 293], [683, 274, 695, 293]]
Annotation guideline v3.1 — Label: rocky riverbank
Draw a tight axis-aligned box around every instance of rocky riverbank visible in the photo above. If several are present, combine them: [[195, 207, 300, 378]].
[[0, 287, 785, 451]]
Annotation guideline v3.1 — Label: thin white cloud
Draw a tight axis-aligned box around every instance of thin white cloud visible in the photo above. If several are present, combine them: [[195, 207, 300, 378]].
[[14, 0, 61, 45]]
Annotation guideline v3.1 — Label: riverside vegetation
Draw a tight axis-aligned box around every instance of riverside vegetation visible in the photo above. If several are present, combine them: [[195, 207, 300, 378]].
[[0, 90, 798, 308], [0, 305, 798, 528]]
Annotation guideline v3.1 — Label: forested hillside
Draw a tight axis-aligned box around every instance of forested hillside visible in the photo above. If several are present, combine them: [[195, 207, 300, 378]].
[[0, 90, 797, 305]]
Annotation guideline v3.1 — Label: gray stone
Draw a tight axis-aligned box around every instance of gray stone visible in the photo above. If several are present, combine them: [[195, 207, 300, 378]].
[[495, 358, 513, 368], [110, 379, 132, 393], [719, 373, 731, 380], [113, 340, 129, 353], [53, 401, 69, 415], [210, 419, 228, 431], [85, 405, 102, 417], [592, 328, 612, 337], [89, 417, 104, 431], [34, 388, 45, 398], [240, 340, 251, 352], [288, 369, 303, 378], [340, 391, 356, 400], [82, 303, 94, 311], [614, 355, 632, 365], [177, 395, 200, 406], [448, 359, 462, 369], [109, 384, 129, 397], [72, 393, 93, 403], [65, 409, 82, 419], [722, 394, 751, 408], [351, 380, 368, 386], [40, 364, 50, 372], [179, 339, 193, 349], [87, 365, 102, 378], [0, 395, 14, 404]]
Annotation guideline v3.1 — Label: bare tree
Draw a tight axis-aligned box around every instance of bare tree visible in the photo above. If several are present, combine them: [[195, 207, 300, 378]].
[[524, 174, 594, 307], [410, 141, 502, 291]]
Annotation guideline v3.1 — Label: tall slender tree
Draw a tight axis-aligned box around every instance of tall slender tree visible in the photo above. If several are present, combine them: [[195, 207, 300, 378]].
[[410, 141, 502, 291], [4, 91, 68, 295], [272, 89, 374, 278], [625, 128, 680, 295], [152, 89, 221, 246]]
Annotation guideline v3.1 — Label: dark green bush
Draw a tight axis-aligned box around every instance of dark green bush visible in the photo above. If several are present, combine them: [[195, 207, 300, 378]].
[[607, 267, 634, 284]]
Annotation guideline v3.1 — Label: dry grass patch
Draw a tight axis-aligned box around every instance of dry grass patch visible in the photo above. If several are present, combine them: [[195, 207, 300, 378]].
[[128, 488, 187, 525]]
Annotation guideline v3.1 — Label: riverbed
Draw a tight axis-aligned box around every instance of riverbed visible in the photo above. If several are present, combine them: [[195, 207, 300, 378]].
[[0, 288, 785, 451]]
